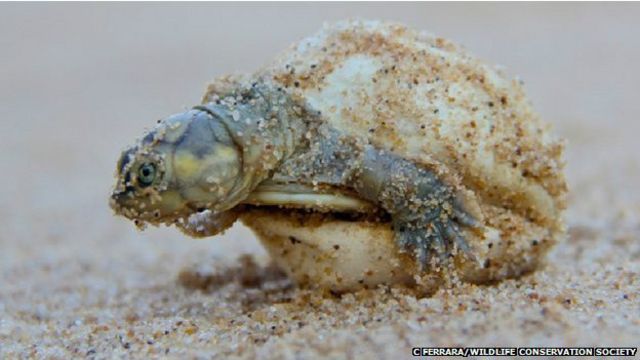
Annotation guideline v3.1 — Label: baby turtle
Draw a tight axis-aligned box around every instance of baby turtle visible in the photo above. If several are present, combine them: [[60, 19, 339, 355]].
[[111, 20, 566, 274]]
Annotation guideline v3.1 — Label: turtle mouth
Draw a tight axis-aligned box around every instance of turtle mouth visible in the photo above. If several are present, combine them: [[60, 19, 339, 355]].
[[110, 183, 192, 227]]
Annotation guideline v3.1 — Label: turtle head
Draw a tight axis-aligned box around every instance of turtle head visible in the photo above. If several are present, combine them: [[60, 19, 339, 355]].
[[110, 108, 243, 227]]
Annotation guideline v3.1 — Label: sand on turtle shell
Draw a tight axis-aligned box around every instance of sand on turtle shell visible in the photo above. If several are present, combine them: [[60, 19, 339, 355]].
[[1, 3, 639, 358]]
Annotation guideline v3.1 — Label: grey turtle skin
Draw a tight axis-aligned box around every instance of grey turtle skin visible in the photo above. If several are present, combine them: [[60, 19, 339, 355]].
[[111, 82, 479, 268]]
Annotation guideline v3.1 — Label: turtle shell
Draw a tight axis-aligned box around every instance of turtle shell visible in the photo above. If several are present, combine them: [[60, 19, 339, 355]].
[[203, 20, 567, 290]]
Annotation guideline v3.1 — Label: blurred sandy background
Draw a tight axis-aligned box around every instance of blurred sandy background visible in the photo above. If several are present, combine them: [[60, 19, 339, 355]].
[[1, 3, 639, 358]]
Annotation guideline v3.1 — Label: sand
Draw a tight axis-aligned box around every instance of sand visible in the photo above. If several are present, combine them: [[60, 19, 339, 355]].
[[1, 3, 638, 359]]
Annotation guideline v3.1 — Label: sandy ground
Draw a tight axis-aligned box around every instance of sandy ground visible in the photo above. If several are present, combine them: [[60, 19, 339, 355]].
[[1, 3, 639, 359]]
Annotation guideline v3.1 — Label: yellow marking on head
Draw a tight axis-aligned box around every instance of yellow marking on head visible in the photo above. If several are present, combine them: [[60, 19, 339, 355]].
[[174, 151, 203, 182], [155, 190, 187, 214], [213, 146, 237, 162]]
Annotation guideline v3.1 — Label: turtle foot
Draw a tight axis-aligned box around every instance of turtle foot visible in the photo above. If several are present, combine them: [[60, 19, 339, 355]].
[[392, 202, 478, 270]]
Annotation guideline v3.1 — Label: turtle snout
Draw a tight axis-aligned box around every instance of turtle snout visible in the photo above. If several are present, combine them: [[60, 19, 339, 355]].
[[110, 182, 190, 225], [109, 188, 137, 218]]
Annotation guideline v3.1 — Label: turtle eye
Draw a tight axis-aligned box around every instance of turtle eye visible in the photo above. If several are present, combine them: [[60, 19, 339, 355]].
[[137, 162, 156, 187]]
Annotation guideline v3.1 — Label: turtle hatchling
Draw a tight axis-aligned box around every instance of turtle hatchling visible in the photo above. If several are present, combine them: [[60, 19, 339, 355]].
[[111, 20, 567, 291]]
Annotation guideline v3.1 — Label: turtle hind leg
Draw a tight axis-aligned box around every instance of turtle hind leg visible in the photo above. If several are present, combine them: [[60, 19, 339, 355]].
[[354, 146, 479, 269]]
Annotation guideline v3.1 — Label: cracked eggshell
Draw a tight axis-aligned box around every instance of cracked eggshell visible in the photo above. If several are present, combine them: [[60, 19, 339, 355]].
[[241, 210, 415, 291], [242, 208, 555, 292]]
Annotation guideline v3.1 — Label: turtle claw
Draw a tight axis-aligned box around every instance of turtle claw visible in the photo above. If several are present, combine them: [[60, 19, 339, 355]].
[[393, 209, 476, 270], [452, 198, 481, 229], [443, 222, 475, 260]]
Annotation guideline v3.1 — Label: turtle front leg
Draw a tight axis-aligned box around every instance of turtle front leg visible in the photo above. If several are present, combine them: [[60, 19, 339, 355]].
[[353, 147, 480, 269], [175, 208, 241, 238]]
